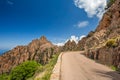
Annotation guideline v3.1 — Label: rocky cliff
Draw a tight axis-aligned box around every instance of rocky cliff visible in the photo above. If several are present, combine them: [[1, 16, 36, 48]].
[[0, 36, 59, 74], [96, 0, 120, 32], [78, 0, 120, 70], [62, 40, 77, 51]]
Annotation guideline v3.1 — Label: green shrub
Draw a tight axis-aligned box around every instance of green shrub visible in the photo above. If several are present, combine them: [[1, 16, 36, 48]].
[[0, 74, 10, 80], [110, 65, 117, 71], [10, 61, 41, 80], [106, 39, 117, 48]]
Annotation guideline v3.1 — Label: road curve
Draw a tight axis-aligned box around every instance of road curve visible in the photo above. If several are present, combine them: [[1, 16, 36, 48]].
[[60, 51, 120, 80]]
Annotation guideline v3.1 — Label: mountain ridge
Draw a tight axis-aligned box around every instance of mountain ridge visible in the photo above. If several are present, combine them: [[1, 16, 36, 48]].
[[0, 0, 120, 75], [0, 36, 59, 74], [77, 0, 120, 71], [61, 0, 120, 71]]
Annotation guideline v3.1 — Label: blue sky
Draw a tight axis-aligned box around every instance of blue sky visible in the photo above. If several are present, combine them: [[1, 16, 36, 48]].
[[0, 0, 107, 50]]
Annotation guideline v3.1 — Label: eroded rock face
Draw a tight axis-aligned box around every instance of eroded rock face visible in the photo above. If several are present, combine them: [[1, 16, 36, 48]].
[[86, 39, 120, 69], [79, 0, 120, 70], [96, 0, 120, 31], [77, 37, 87, 51], [0, 36, 59, 74], [62, 40, 77, 51]]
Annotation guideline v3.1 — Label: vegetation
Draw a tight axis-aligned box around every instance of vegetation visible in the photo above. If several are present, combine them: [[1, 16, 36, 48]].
[[0, 52, 59, 80], [35, 53, 59, 80], [10, 61, 41, 80], [106, 39, 117, 48], [0, 74, 10, 80], [110, 65, 118, 71], [106, 0, 116, 9]]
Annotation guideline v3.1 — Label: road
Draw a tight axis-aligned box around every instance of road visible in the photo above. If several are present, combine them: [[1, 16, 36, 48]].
[[60, 51, 120, 80]]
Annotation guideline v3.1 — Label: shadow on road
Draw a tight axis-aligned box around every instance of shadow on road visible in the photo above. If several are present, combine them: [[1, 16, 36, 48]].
[[93, 70, 120, 80]]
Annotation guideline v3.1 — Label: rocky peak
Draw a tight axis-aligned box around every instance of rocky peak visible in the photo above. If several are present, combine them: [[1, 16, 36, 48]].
[[39, 36, 47, 41], [39, 36, 51, 45], [82, 0, 120, 50], [0, 36, 58, 74], [62, 40, 77, 51], [96, 0, 120, 31], [30, 36, 48, 44], [28, 36, 52, 49], [78, 0, 120, 72]]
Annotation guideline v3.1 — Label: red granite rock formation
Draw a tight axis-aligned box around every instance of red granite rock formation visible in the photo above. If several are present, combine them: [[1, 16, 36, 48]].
[[0, 36, 58, 74], [96, 0, 120, 31], [78, 0, 120, 70]]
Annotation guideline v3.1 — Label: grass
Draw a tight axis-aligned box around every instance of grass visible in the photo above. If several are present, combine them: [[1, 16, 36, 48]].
[[106, 39, 117, 48], [34, 53, 60, 80], [0, 53, 59, 80], [110, 65, 117, 71], [0, 74, 10, 80]]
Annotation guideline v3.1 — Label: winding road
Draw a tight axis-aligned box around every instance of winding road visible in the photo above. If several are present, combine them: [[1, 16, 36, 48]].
[[60, 51, 120, 80]]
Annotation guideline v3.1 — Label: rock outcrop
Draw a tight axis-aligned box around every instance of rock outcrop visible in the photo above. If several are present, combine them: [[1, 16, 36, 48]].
[[78, 0, 120, 70], [0, 36, 59, 74], [96, 0, 120, 31], [77, 37, 87, 51], [86, 38, 120, 69], [62, 40, 77, 51]]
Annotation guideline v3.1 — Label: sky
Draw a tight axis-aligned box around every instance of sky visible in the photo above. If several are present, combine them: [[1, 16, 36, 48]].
[[0, 0, 107, 50]]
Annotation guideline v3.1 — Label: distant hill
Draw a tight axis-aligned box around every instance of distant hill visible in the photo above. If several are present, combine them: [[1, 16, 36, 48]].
[[0, 36, 59, 74]]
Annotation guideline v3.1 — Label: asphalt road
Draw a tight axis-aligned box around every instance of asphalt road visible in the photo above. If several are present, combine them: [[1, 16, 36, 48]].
[[60, 51, 120, 80]]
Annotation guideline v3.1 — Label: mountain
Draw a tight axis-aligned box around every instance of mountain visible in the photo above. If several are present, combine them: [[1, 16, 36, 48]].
[[0, 49, 9, 55], [0, 36, 59, 74], [0, 0, 120, 75], [77, 0, 120, 70], [61, 40, 77, 51], [61, 0, 120, 71]]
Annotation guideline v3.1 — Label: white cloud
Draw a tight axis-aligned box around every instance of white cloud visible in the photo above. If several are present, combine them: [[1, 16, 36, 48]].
[[70, 35, 79, 43], [54, 35, 86, 46], [75, 21, 89, 28], [79, 35, 86, 40], [74, 0, 107, 19]]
